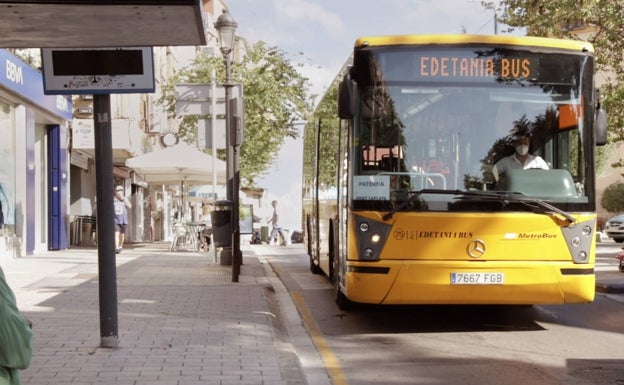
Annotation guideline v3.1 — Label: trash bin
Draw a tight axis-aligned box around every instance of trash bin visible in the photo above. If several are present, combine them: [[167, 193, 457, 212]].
[[210, 200, 232, 247], [260, 226, 269, 243]]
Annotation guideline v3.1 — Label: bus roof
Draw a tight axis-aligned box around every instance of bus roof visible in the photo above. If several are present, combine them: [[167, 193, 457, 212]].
[[354, 34, 594, 53]]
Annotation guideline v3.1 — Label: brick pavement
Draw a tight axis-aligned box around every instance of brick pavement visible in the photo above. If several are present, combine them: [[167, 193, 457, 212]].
[[1, 242, 325, 385]]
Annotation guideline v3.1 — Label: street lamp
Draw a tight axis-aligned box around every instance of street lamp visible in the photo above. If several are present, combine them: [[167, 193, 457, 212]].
[[215, 9, 241, 282], [215, 9, 237, 59]]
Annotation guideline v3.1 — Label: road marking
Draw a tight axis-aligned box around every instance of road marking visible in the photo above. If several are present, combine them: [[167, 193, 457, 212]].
[[291, 290, 349, 385]]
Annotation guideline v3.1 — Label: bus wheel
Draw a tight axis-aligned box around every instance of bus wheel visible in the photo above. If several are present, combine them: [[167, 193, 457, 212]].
[[305, 215, 313, 256], [335, 287, 355, 310], [307, 216, 322, 274], [310, 254, 323, 274], [333, 260, 355, 310], [328, 220, 336, 281]]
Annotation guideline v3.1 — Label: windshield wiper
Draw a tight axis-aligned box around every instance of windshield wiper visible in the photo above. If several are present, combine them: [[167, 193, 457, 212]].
[[496, 194, 576, 225], [382, 189, 576, 225], [382, 189, 448, 220], [458, 190, 576, 224]]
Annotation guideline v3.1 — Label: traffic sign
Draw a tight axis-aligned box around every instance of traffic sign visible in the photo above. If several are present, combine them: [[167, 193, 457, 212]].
[[174, 83, 241, 116], [200, 119, 226, 149]]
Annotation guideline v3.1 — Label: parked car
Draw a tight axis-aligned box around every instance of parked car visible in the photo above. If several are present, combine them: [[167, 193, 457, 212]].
[[604, 214, 624, 243]]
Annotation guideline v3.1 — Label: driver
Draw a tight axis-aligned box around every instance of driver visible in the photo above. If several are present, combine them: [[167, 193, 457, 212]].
[[493, 134, 549, 177]]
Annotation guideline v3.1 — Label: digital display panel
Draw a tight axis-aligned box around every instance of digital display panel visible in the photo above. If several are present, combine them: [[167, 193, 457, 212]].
[[416, 55, 538, 80], [51, 50, 144, 76], [357, 47, 555, 85], [41, 47, 155, 95]]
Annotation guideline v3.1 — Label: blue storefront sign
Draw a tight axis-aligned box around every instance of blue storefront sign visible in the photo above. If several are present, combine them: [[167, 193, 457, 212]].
[[0, 49, 72, 120]]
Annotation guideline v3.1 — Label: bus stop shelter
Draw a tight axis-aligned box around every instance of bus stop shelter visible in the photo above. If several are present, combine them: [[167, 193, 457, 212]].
[[0, 0, 206, 48]]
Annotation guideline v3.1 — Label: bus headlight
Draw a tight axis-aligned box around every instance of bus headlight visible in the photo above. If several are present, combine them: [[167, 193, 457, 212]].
[[354, 214, 392, 261]]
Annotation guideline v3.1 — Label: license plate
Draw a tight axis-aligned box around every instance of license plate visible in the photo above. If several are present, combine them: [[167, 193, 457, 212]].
[[450, 272, 504, 285]]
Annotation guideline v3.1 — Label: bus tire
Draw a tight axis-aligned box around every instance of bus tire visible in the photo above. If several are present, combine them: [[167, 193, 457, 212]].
[[328, 219, 336, 281], [331, 231, 355, 309], [335, 287, 355, 310], [333, 263, 355, 310], [310, 255, 323, 274], [305, 215, 312, 256], [306, 215, 323, 274]]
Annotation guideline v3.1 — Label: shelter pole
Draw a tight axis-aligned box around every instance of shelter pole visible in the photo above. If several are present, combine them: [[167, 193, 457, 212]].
[[93, 94, 119, 348]]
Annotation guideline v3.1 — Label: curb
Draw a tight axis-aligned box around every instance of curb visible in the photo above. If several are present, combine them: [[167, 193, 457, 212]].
[[596, 282, 624, 294]]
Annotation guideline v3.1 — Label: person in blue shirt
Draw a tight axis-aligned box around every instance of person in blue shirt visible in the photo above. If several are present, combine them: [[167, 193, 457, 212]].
[[113, 185, 132, 254]]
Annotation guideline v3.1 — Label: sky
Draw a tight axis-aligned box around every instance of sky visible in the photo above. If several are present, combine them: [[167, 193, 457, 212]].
[[225, 0, 507, 234]]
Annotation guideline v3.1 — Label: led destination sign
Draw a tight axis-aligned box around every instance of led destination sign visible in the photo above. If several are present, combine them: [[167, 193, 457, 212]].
[[418, 56, 537, 80]]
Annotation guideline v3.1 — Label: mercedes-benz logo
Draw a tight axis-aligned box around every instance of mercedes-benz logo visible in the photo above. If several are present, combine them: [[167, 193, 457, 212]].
[[467, 239, 486, 258]]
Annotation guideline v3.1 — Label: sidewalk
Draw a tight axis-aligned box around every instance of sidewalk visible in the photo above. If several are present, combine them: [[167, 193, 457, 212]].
[[1, 242, 330, 385]]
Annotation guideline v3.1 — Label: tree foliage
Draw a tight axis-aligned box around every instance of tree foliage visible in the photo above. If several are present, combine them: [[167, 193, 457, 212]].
[[160, 40, 313, 187], [601, 181, 624, 213], [304, 78, 341, 188], [482, 0, 624, 170]]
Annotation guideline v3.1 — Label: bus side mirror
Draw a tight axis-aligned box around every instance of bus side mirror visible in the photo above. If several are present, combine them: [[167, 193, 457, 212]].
[[338, 71, 354, 119], [595, 108, 607, 146]]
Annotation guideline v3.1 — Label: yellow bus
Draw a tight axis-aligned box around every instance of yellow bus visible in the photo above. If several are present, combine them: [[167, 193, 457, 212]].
[[302, 34, 608, 309]]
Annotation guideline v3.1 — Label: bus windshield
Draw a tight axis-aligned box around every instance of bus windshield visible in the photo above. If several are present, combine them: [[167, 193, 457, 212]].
[[351, 46, 593, 211]]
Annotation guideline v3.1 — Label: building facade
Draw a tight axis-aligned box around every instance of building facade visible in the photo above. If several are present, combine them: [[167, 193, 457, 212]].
[[1, 1, 230, 256], [0, 49, 73, 259]]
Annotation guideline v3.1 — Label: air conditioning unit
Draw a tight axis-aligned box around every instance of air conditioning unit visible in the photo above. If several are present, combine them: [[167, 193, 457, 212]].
[[200, 47, 214, 57], [80, 95, 93, 101], [145, 99, 164, 133], [77, 106, 93, 115]]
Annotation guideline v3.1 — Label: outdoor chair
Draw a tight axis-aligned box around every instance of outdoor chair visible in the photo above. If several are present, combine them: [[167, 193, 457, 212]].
[[169, 223, 189, 252]]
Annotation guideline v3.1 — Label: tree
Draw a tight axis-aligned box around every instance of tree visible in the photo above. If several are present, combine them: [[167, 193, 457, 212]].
[[305, 80, 341, 188], [160, 40, 313, 187], [601, 181, 624, 213], [482, 0, 624, 172]]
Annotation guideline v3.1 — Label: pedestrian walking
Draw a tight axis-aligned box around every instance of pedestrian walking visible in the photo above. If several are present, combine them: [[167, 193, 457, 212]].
[[267, 200, 286, 246], [114, 185, 132, 254]]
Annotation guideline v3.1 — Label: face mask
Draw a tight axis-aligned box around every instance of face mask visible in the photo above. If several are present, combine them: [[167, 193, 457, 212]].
[[515, 144, 529, 156]]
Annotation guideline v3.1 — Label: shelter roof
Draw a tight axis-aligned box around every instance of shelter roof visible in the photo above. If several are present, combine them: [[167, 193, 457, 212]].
[[0, 0, 206, 48]]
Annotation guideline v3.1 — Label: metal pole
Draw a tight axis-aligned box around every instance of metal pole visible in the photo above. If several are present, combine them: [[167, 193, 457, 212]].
[[211, 70, 218, 263], [220, 52, 234, 267], [232, 126, 241, 282], [93, 94, 119, 348], [224, 52, 241, 282]]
